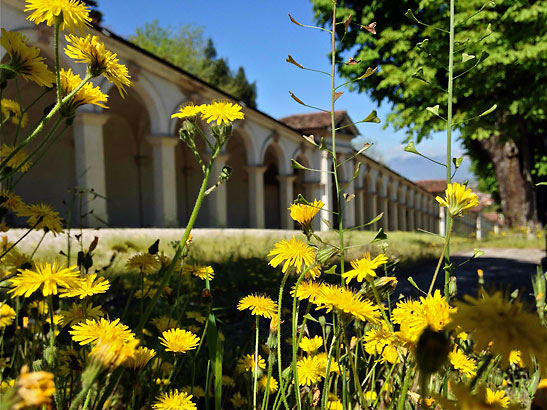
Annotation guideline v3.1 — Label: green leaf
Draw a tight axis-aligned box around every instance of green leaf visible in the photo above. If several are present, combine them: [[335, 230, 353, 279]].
[[366, 212, 384, 226], [405, 9, 421, 24], [476, 50, 490, 64], [371, 227, 387, 243], [219, 166, 232, 183], [352, 162, 362, 180], [537, 182, 547, 186], [404, 141, 419, 154], [354, 142, 372, 156], [452, 157, 463, 169], [478, 104, 497, 117], [286, 55, 304, 69], [363, 110, 380, 123], [411, 67, 425, 80], [303, 313, 319, 322], [358, 66, 377, 79], [324, 265, 337, 275], [416, 39, 430, 51], [472, 248, 485, 258], [291, 158, 307, 170], [462, 53, 475, 63], [408, 276, 426, 294], [426, 105, 440, 116]]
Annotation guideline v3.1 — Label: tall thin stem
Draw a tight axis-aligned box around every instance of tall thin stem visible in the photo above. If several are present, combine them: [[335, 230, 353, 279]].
[[253, 316, 260, 410]]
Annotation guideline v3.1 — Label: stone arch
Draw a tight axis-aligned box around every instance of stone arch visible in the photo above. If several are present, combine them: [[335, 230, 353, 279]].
[[103, 87, 155, 227], [259, 135, 291, 175]]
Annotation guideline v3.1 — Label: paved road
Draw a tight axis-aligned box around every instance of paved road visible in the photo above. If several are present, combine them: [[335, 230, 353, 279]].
[[394, 248, 546, 303]]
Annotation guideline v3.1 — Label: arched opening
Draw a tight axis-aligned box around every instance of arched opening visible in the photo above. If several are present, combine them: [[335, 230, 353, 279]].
[[226, 132, 250, 228], [104, 89, 153, 227], [2, 53, 76, 227], [264, 146, 280, 229]]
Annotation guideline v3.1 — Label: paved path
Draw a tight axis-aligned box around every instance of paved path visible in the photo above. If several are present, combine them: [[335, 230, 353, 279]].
[[395, 248, 546, 302]]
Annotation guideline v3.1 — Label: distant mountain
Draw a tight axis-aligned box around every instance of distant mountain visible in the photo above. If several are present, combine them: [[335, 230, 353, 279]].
[[385, 154, 476, 183]]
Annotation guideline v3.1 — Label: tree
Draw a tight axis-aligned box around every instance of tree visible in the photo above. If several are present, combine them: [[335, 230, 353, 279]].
[[82, 0, 103, 25], [311, 0, 547, 228], [129, 21, 257, 108]]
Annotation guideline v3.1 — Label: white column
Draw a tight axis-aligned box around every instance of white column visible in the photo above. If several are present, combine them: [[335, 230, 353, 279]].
[[73, 112, 109, 227], [369, 192, 378, 230], [398, 185, 407, 231], [148, 136, 179, 227], [342, 179, 356, 228], [319, 151, 333, 231], [208, 153, 229, 228], [356, 188, 365, 228], [439, 207, 446, 236], [278, 175, 296, 230], [247, 166, 266, 228], [407, 191, 415, 231]]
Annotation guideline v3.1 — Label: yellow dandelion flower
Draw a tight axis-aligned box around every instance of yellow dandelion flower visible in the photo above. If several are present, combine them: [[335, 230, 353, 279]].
[[230, 392, 248, 408], [182, 263, 214, 281], [25, 0, 91, 34], [435, 182, 479, 218], [299, 335, 323, 352], [343, 252, 388, 283], [291, 280, 323, 302], [0, 144, 32, 173], [268, 237, 316, 274], [185, 311, 206, 324], [151, 315, 179, 332], [1, 379, 15, 393], [153, 389, 196, 410], [0, 189, 24, 212], [171, 103, 204, 119], [64, 34, 131, 96], [126, 252, 160, 275], [297, 355, 323, 386], [70, 317, 135, 345], [237, 293, 278, 319], [327, 398, 344, 410], [222, 375, 236, 387], [485, 388, 510, 408], [59, 273, 110, 298], [2, 249, 33, 273], [450, 292, 547, 368], [509, 350, 524, 368], [392, 290, 455, 343], [152, 358, 173, 377], [364, 321, 400, 364], [201, 100, 244, 125], [181, 385, 205, 398], [236, 354, 266, 373], [0, 302, 16, 329], [59, 302, 103, 327], [315, 352, 340, 374], [9, 261, 79, 297], [289, 199, 324, 226], [258, 376, 279, 393], [1, 99, 28, 127], [159, 328, 200, 354], [0, 29, 56, 87], [16, 202, 64, 234], [13, 365, 55, 410], [90, 335, 139, 368], [123, 346, 156, 369], [314, 283, 381, 323], [449, 346, 477, 378], [59, 68, 108, 114]]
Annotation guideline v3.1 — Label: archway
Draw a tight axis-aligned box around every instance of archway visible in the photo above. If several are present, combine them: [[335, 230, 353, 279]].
[[226, 132, 250, 228], [263, 146, 281, 229]]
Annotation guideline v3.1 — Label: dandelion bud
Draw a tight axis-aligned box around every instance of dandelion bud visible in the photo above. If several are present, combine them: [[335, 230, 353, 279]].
[[201, 288, 212, 304], [415, 327, 450, 374]]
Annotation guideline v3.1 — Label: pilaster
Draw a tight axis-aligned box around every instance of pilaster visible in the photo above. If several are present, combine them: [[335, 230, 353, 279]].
[[246, 166, 267, 228]]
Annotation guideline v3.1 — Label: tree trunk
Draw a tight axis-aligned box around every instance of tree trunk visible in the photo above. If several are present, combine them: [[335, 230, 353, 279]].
[[474, 134, 539, 229]]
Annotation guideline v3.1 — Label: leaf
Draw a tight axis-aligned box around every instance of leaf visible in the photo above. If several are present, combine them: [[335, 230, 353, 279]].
[[478, 104, 497, 117], [344, 14, 353, 32], [334, 91, 343, 101], [219, 165, 232, 183], [537, 182, 547, 186], [355, 142, 372, 156], [289, 91, 306, 106], [405, 9, 421, 24], [294, 194, 311, 205], [411, 67, 426, 81], [477, 50, 490, 64], [371, 227, 387, 243], [286, 55, 303, 69], [148, 239, 160, 255], [89, 236, 99, 253], [321, 218, 331, 229], [408, 276, 426, 293], [288, 13, 303, 26], [404, 141, 419, 154], [324, 265, 337, 275], [462, 53, 475, 63], [352, 162, 362, 179], [362, 110, 380, 123], [416, 39, 429, 51], [426, 105, 440, 116], [343, 193, 355, 202], [347, 57, 360, 65], [358, 67, 377, 80], [303, 314, 319, 322], [472, 248, 485, 259], [366, 212, 384, 226], [302, 134, 318, 146], [452, 157, 463, 169], [291, 158, 307, 170]]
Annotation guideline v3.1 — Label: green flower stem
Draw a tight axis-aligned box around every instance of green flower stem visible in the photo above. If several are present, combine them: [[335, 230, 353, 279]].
[[372, 361, 398, 408], [343, 331, 367, 408], [397, 358, 413, 410], [428, 217, 454, 295], [261, 335, 277, 410], [54, 18, 62, 104], [80, 388, 93, 410], [13, 88, 51, 144], [370, 279, 393, 330], [0, 73, 93, 177], [321, 327, 342, 410], [69, 365, 100, 410], [275, 269, 292, 410], [253, 316, 260, 410]]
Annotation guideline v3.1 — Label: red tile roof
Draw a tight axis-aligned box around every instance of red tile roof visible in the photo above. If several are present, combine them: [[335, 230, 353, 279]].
[[415, 179, 447, 193], [280, 110, 349, 131]]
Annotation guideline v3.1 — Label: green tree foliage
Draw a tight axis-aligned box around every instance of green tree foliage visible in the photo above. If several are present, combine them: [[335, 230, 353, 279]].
[[82, 0, 102, 24], [129, 22, 257, 108], [311, 0, 547, 227]]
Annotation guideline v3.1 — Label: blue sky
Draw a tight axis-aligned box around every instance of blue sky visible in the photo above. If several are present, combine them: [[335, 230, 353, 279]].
[[99, 0, 471, 181]]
